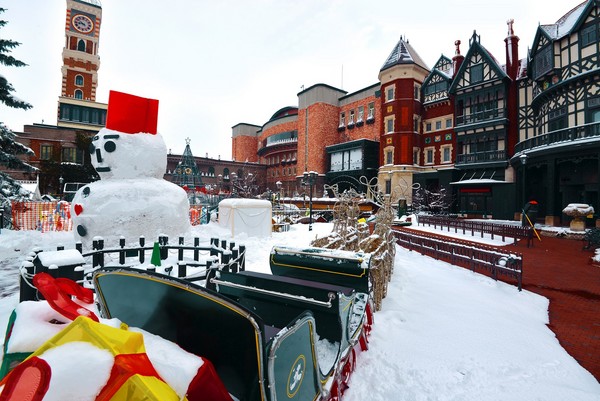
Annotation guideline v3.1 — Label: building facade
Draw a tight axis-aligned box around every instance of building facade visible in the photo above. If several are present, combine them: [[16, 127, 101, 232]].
[[232, 0, 600, 224]]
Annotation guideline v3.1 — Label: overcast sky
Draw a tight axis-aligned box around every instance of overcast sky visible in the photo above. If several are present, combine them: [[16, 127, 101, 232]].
[[1, 0, 584, 160]]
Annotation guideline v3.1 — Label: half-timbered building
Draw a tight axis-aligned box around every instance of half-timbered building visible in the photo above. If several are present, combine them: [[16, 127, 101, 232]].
[[513, 0, 600, 225]]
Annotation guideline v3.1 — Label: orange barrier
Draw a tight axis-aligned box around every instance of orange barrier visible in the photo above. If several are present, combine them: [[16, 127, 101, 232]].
[[10, 201, 208, 231], [10, 201, 73, 232]]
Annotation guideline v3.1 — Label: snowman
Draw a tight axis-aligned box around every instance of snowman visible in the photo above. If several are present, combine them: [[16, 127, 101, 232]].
[[71, 91, 190, 245]]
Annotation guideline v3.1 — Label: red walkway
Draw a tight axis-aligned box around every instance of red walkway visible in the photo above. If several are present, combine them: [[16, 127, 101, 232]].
[[396, 227, 600, 382]]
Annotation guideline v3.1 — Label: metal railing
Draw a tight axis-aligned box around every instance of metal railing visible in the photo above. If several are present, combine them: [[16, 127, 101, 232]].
[[456, 149, 506, 165], [392, 228, 523, 291], [515, 122, 600, 154], [416, 215, 533, 247]]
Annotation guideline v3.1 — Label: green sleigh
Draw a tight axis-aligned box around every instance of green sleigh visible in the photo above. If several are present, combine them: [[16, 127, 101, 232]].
[[93, 245, 373, 401]]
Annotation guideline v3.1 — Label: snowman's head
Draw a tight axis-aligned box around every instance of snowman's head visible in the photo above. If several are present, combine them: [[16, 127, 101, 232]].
[[90, 128, 167, 180]]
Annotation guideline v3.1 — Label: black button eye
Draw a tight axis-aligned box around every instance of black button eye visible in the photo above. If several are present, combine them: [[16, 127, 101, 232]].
[[89, 143, 95, 154], [104, 141, 116, 153]]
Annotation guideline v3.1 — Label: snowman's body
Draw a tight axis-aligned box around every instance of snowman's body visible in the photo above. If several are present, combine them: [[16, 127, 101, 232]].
[[71, 128, 190, 244]]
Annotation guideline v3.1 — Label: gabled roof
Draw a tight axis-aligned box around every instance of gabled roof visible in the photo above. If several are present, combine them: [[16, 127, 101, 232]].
[[380, 36, 429, 72], [539, 0, 589, 40], [422, 68, 453, 88], [449, 31, 508, 93], [432, 55, 454, 76]]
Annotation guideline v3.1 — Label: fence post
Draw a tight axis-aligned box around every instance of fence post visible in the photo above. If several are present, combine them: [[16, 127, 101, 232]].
[[239, 245, 246, 271], [159, 235, 169, 260], [76, 241, 83, 254], [222, 251, 231, 272], [210, 238, 219, 258], [178, 236, 185, 261], [92, 237, 105, 268], [139, 236, 146, 264], [206, 259, 216, 291], [178, 261, 187, 279], [194, 237, 200, 261], [119, 236, 126, 265]]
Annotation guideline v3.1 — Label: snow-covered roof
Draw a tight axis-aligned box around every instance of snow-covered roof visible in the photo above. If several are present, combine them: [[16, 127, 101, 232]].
[[540, 0, 588, 39], [381, 37, 429, 72]]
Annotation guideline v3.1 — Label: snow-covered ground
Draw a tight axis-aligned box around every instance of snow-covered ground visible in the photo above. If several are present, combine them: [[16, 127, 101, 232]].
[[1, 222, 599, 400]]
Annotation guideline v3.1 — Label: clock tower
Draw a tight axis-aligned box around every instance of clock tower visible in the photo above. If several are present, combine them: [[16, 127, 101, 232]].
[[58, 0, 107, 130]]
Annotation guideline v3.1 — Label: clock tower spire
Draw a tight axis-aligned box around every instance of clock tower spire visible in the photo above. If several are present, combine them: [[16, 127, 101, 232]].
[[58, 0, 107, 130]]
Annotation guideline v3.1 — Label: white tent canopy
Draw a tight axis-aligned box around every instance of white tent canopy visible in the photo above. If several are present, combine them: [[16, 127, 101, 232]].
[[218, 198, 272, 238]]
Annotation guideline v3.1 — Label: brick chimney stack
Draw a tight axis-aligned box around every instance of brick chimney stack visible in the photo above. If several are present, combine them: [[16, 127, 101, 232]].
[[452, 40, 464, 78], [504, 19, 520, 80]]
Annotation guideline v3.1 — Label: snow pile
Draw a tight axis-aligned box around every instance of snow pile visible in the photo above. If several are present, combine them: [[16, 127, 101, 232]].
[[0, 222, 599, 400]]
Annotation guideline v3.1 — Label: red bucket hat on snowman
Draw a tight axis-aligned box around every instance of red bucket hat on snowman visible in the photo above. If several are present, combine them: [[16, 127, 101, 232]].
[[105, 90, 159, 135]]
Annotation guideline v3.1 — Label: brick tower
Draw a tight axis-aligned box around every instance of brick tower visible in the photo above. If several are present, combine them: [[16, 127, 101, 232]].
[[58, 0, 107, 130]]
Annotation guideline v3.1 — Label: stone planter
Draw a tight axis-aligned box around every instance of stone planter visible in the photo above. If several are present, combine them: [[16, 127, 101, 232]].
[[562, 203, 594, 232]]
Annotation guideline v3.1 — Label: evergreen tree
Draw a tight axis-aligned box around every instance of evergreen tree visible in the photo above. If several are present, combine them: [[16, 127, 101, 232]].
[[0, 7, 35, 212]]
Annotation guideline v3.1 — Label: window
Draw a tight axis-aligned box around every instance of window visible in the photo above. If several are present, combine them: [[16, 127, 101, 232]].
[[414, 118, 419, 132], [385, 180, 391, 195], [348, 110, 355, 125], [40, 145, 53, 160], [74, 89, 83, 100], [386, 86, 395, 102], [442, 146, 452, 163], [435, 121, 442, 130], [549, 107, 567, 132], [413, 149, 419, 165], [339, 112, 345, 128], [385, 149, 393, 165], [367, 102, 375, 120], [471, 64, 483, 84], [425, 148, 434, 164], [75, 75, 84, 86], [534, 45, 553, 79], [414, 85, 420, 100], [580, 24, 597, 48], [62, 147, 79, 163], [357, 106, 364, 123], [77, 39, 86, 52], [446, 118, 452, 128], [386, 117, 394, 133], [426, 122, 432, 132]]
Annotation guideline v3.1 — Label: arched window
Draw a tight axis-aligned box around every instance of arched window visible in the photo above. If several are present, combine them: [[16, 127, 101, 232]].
[[75, 75, 84, 86], [74, 89, 83, 99], [223, 168, 230, 180], [77, 39, 86, 52], [208, 166, 215, 176]]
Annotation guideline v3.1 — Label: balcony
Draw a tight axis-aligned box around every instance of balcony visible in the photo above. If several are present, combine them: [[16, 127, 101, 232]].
[[456, 149, 506, 165], [515, 121, 600, 154], [455, 108, 505, 127]]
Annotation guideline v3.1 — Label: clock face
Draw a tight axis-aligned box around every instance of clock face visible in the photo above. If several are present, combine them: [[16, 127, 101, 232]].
[[72, 14, 94, 34]]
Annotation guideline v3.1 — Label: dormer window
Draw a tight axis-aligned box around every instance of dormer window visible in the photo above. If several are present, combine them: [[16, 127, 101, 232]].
[[471, 64, 483, 84], [534, 45, 553, 80]]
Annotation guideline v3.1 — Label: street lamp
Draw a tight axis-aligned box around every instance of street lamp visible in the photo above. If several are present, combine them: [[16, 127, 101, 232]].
[[302, 171, 318, 231], [276, 180, 282, 206], [519, 153, 527, 220]]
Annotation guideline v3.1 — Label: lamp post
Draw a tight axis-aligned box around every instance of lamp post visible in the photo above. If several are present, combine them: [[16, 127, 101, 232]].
[[58, 176, 64, 196], [303, 171, 317, 231], [276, 180, 282, 207], [519, 153, 527, 218]]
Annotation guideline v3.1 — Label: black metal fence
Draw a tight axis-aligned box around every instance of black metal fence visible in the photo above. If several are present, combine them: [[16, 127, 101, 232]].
[[20, 236, 245, 301], [393, 229, 523, 291], [416, 215, 533, 247]]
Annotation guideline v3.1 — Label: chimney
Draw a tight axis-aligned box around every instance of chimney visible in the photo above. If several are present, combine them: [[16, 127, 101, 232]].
[[504, 19, 520, 80], [452, 40, 464, 78]]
